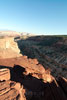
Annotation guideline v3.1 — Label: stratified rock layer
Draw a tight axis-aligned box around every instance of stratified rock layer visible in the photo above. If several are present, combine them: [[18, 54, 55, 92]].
[[0, 68, 10, 81], [0, 37, 21, 58], [0, 67, 26, 100]]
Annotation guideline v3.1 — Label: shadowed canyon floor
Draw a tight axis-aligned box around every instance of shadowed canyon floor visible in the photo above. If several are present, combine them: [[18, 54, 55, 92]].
[[17, 36, 67, 78]]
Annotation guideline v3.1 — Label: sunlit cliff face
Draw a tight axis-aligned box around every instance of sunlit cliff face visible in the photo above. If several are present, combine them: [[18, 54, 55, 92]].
[[5, 41, 10, 48], [0, 37, 13, 49], [0, 37, 21, 58], [0, 37, 19, 51]]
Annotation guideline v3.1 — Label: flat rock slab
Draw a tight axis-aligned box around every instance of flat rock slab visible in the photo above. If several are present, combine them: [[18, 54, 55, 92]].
[[0, 80, 25, 100], [0, 68, 10, 81]]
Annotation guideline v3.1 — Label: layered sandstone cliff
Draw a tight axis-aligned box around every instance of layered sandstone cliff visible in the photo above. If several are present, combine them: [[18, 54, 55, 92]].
[[0, 37, 21, 58]]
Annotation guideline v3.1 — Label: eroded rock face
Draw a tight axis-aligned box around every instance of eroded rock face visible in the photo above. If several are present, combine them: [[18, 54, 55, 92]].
[[0, 56, 54, 100], [0, 66, 51, 100], [0, 56, 67, 100], [0, 81, 26, 100], [0, 68, 10, 81], [0, 67, 26, 100], [0, 56, 53, 83], [0, 37, 21, 58]]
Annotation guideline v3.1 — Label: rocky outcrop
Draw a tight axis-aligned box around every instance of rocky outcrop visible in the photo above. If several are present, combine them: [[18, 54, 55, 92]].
[[0, 81, 26, 100], [0, 67, 26, 100], [0, 56, 53, 83], [0, 64, 67, 100], [0, 68, 10, 81]]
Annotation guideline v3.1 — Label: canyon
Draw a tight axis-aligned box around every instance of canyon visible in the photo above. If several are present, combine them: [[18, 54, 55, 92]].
[[0, 35, 67, 100]]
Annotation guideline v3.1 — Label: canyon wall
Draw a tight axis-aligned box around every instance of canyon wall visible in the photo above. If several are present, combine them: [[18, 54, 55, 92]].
[[0, 37, 21, 58]]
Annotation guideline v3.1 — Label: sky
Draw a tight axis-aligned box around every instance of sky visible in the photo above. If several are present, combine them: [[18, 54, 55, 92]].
[[0, 0, 67, 35]]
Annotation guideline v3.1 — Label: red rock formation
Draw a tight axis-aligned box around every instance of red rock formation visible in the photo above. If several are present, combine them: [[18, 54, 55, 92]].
[[0, 56, 67, 100], [0, 68, 10, 81]]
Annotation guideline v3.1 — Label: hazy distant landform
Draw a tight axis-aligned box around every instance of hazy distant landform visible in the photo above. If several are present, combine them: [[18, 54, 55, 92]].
[[0, 30, 36, 37]]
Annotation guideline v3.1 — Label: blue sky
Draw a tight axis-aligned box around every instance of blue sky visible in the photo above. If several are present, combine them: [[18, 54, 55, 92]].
[[0, 0, 67, 35]]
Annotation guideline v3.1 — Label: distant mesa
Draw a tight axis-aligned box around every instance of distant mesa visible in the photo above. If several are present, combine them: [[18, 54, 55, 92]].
[[0, 30, 36, 37], [20, 32, 36, 36], [0, 30, 20, 37]]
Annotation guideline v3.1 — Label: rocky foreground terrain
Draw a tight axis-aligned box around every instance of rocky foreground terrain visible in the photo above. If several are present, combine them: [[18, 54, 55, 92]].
[[0, 36, 67, 100], [0, 56, 67, 100]]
